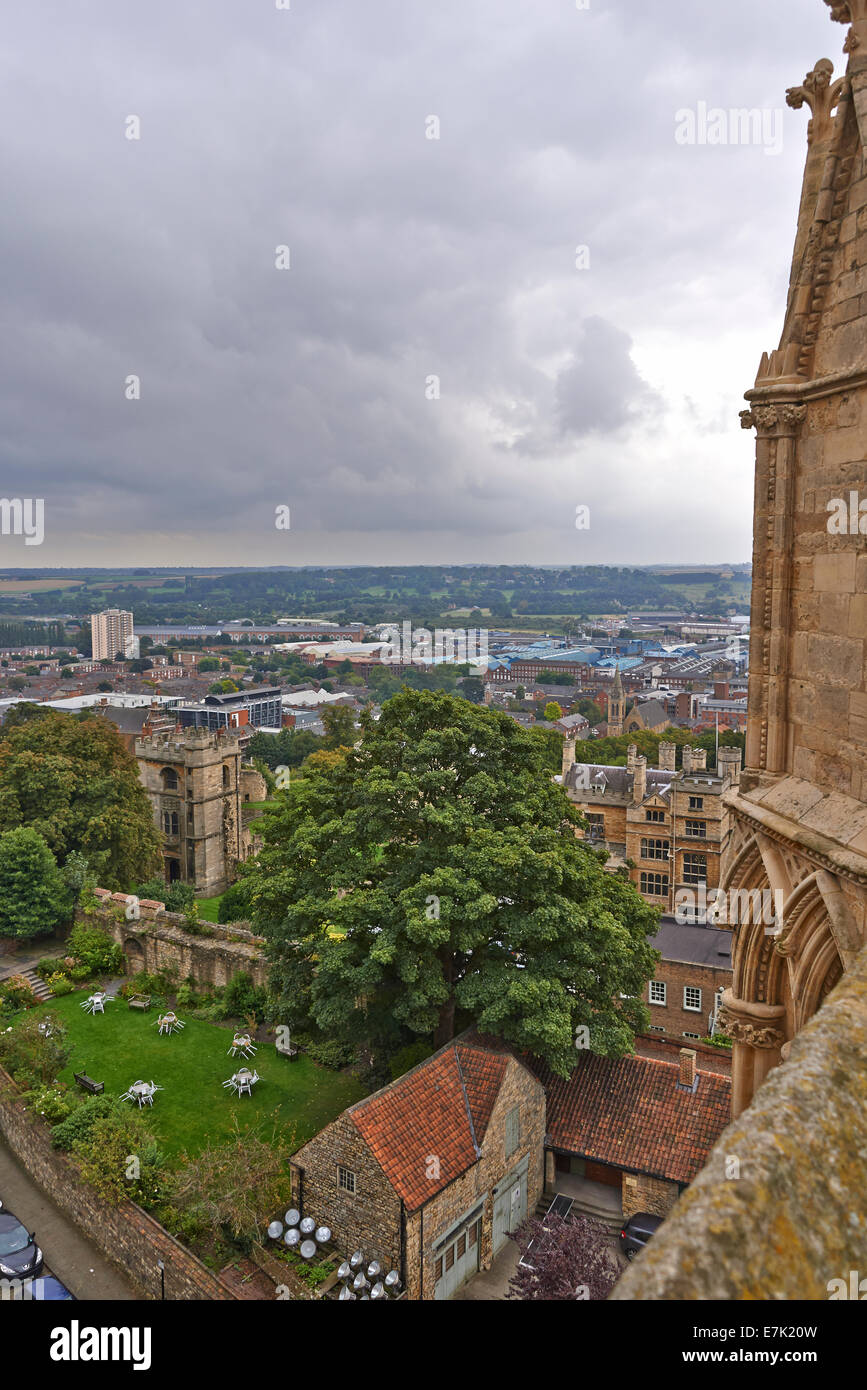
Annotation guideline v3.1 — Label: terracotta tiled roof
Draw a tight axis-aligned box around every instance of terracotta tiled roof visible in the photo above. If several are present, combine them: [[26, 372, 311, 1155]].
[[536, 1052, 731, 1185], [349, 1041, 509, 1210], [455, 1043, 507, 1141]]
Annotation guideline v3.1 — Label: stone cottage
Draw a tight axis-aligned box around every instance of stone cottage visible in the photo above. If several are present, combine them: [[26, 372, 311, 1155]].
[[289, 1032, 546, 1300]]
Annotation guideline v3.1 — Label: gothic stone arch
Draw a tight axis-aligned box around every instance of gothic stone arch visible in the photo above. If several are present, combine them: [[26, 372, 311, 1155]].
[[718, 816, 855, 1115]]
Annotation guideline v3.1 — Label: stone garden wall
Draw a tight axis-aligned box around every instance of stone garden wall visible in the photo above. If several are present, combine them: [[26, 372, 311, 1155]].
[[0, 1064, 234, 1301], [88, 890, 269, 990]]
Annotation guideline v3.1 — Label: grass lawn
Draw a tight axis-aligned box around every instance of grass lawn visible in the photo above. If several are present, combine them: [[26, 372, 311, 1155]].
[[196, 894, 225, 923], [45, 991, 364, 1159]]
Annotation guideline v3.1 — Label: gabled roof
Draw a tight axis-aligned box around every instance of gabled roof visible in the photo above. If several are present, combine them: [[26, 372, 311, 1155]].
[[535, 1052, 731, 1185], [348, 1038, 514, 1210], [625, 698, 669, 728]]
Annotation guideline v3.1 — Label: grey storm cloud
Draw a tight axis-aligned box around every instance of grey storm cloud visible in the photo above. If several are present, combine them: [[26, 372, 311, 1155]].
[[0, 0, 840, 565], [555, 317, 662, 438]]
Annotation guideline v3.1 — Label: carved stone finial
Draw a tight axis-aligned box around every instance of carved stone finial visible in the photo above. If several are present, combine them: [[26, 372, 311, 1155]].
[[786, 60, 848, 144]]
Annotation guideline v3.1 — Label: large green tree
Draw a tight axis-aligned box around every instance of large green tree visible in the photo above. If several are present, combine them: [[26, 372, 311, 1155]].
[[320, 703, 358, 750], [0, 826, 70, 940], [251, 691, 658, 1076], [0, 707, 160, 890]]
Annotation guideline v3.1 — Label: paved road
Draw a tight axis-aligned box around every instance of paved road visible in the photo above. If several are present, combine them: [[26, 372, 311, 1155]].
[[0, 1136, 139, 1301]]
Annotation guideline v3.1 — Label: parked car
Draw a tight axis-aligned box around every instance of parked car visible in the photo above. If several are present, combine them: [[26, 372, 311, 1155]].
[[619, 1211, 663, 1261], [0, 1201, 43, 1281], [8, 1276, 75, 1300]]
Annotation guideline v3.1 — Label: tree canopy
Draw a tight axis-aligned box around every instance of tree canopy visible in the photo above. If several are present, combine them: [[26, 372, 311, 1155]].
[[250, 690, 658, 1076], [0, 706, 160, 890], [0, 826, 70, 940]]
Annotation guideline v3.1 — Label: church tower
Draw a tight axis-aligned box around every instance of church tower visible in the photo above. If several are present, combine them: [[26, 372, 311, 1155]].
[[607, 667, 625, 737], [721, 0, 867, 1117]]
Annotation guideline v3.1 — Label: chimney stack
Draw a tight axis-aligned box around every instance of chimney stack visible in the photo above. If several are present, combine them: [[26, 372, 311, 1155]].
[[632, 754, 647, 805], [658, 741, 677, 772], [678, 1048, 697, 1090], [691, 748, 708, 771], [627, 743, 639, 771], [561, 735, 576, 780]]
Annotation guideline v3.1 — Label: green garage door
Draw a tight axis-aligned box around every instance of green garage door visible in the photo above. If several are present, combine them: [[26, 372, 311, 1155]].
[[433, 1217, 481, 1300], [492, 1156, 529, 1254]]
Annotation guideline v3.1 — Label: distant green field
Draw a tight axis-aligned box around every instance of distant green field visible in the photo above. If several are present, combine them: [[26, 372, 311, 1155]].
[[45, 991, 364, 1159]]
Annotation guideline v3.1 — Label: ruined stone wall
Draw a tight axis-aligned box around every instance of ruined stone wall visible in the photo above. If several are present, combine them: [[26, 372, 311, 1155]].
[[90, 892, 268, 990]]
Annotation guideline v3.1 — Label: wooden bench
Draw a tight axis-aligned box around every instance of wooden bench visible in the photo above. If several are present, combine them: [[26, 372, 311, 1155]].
[[73, 1072, 104, 1096], [128, 995, 151, 1012]]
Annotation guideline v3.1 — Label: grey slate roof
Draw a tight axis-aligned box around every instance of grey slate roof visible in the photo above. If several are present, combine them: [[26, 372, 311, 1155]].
[[565, 762, 676, 804], [651, 919, 733, 968]]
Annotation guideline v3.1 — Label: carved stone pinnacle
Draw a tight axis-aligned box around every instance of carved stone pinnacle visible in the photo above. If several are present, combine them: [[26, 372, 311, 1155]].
[[786, 60, 848, 144]]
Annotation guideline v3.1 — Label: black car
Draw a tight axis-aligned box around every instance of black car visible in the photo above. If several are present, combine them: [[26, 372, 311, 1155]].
[[0, 1202, 43, 1281], [619, 1211, 663, 1261]]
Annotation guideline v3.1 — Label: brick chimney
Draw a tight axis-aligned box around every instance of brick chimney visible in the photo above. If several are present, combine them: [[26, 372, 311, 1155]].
[[691, 748, 708, 771], [626, 743, 639, 771], [682, 746, 694, 773], [678, 1048, 697, 1090]]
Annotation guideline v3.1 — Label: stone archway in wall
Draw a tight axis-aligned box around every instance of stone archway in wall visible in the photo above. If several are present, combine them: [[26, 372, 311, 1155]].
[[718, 822, 851, 1116], [123, 936, 146, 975]]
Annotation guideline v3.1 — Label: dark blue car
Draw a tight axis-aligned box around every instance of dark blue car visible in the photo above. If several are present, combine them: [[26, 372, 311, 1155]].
[[0, 1204, 43, 1282]]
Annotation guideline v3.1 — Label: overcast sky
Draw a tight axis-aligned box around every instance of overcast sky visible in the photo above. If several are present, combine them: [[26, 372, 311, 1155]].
[[0, 0, 844, 568]]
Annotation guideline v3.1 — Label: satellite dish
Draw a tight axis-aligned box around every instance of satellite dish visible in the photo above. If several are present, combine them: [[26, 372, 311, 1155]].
[[300, 1217, 316, 1235], [338, 1286, 356, 1300], [285, 1209, 301, 1226], [337, 1261, 352, 1281], [284, 1228, 301, 1247], [267, 1221, 283, 1240], [315, 1226, 331, 1244], [367, 1260, 381, 1279], [384, 1270, 401, 1289], [349, 1250, 364, 1269], [300, 1240, 317, 1260], [370, 1281, 386, 1300]]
